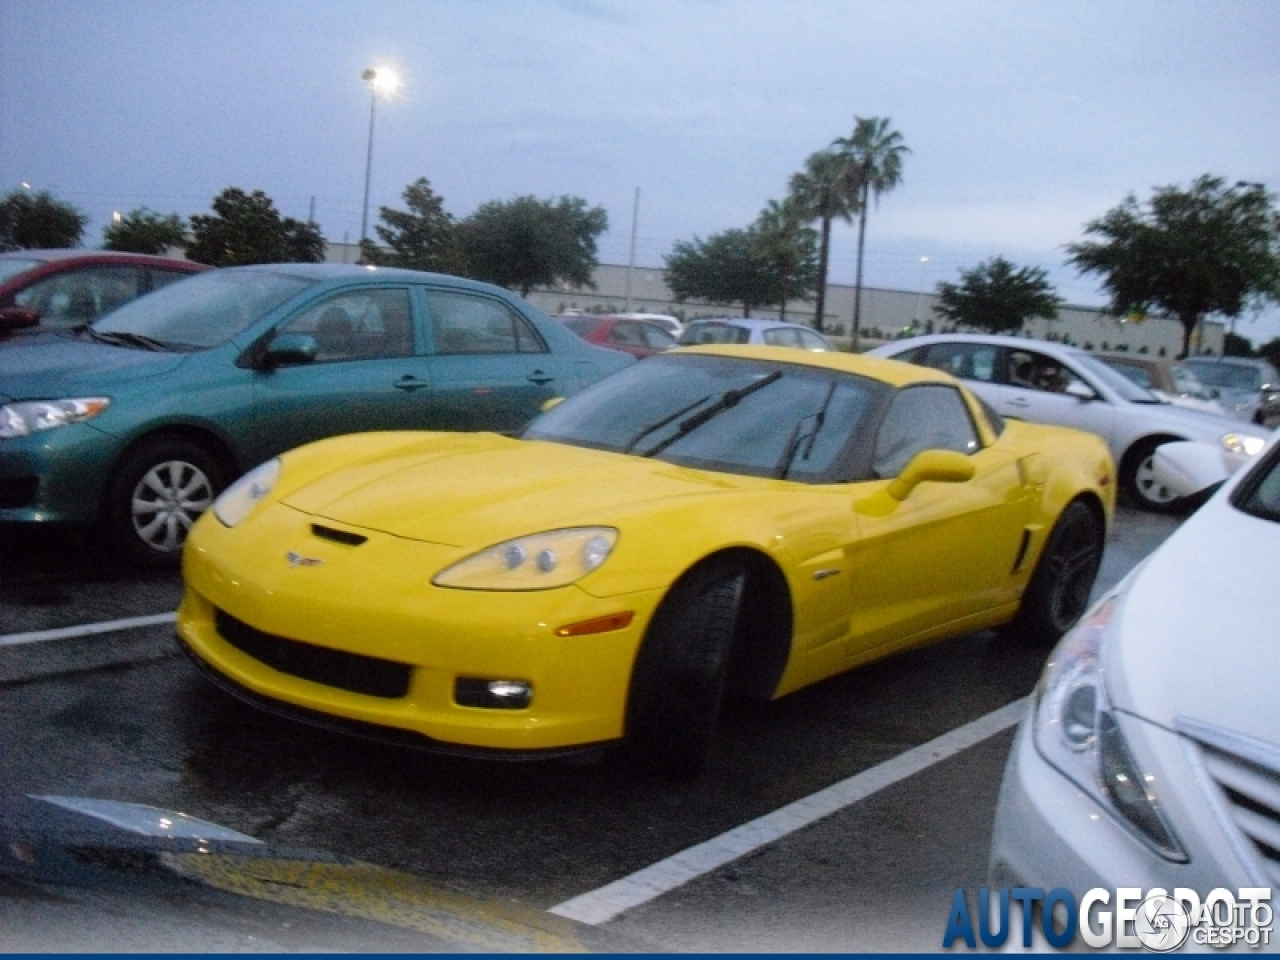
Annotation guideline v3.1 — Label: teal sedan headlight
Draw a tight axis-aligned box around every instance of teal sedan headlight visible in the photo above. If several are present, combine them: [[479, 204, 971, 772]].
[[1222, 432, 1266, 457], [433, 528, 618, 591], [0, 398, 110, 438], [212, 459, 281, 528]]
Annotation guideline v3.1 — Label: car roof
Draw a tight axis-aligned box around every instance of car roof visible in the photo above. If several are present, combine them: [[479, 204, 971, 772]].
[[879, 331, 1088, 358], [680, 343, 958, 388], [0, 249, 203, 267], [217, 262, 528, 297]]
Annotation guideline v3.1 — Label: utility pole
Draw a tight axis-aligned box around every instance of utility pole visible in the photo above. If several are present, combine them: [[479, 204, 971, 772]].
[[624, 187, 640, 311]]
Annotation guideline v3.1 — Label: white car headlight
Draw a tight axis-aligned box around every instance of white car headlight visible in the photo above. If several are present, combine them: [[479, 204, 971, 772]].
[[1221, 432, 1266, 457], [0, 398, 110, 438], [212, 459, 281, 528], [433, 527, 618, 591], [1032, 595, 1188, 862]]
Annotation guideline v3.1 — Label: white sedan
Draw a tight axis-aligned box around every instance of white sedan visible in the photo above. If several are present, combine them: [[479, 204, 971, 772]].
[[988, 429, 1280, 941], [870, 333, 1270, 511]]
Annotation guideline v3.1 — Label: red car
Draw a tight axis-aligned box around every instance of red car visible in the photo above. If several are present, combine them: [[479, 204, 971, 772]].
[[555, 313, 676, 359], [0, 249, 209, 336]]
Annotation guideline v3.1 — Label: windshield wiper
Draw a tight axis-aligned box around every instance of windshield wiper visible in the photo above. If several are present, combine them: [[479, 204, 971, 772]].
[[774, 380, 838, 479], [84, 329, 169, 352], [621, 394, 713, 454], [638, 370, 784, 458]]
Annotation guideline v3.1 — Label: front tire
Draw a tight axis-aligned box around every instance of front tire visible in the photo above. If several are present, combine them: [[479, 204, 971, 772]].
[[1007, 501, 1104, 644], [625, 558, 746, 778], [1122, 438, 1182, 513], [104, 437, 227, 568]]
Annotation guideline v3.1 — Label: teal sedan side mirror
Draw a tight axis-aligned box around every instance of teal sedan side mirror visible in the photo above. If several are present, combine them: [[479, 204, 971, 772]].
[[262, 333, 318, 367]]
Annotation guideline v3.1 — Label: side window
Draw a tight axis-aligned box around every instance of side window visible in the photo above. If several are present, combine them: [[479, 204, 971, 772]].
[[1006, 349, 1086, 394], [763, 328, 799, 348], [426, 290, 546, 355], [15, 266, 146, 326], [279, 288, 414, 362], [920, 342, 998, 382], [148, 268, 196, 292], [642, 325, 675, 349], [872, 385, 981, 478], [798, 330, 829, 350], [608, 321, 646, 346]]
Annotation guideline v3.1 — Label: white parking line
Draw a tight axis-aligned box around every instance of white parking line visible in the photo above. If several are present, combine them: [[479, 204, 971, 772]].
[[549, 697, 1029, 926], [0, 612, 177, 648]]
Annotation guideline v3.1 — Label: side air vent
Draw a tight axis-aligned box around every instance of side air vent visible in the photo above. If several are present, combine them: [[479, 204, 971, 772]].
[[311, 524, 367, 546]]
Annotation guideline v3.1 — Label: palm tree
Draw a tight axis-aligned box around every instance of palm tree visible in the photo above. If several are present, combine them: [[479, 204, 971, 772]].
[[833, 116, 910, 350], [788, 149, 859, 333], [753, 197, 819, 321]]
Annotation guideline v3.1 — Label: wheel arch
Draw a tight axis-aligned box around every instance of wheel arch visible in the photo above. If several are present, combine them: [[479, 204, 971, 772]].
[[1118, 432, 1184, 482], [100, 425, 241, 521]]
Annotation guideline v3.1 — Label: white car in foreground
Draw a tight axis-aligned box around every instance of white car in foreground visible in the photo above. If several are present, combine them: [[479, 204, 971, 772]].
[[869, 334, 1270, 512], [989, 430, 1280, 938]]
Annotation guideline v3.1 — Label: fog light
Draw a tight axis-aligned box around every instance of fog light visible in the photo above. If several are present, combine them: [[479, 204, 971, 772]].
[[454, 677, 532, 710]]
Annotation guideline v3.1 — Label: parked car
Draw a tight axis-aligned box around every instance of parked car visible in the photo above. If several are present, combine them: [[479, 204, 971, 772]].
[[1094, 352, 1226, 416], [0, 249, 209, 336], [989, 429, 1280, 911], [0, 264, 633, 566], [556, 314, 676, 359], [1181, 355, 1280, 427], [609, 312, 683, 337], [869, 333, 1269, 512], [177, 345, 1115, 775], [677, 317, 834, 351]]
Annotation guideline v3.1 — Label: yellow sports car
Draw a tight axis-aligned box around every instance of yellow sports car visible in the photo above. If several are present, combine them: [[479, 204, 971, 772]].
[[177, 345, 1115, 774]]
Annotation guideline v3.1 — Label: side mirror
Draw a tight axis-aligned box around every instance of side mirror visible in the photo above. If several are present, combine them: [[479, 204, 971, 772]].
[[540, 396, 565, 413], [1065, 381, 1097, 402], [886, 449, 976, 501], [262, 332, 318, 367], [0, 305, 41, 332]]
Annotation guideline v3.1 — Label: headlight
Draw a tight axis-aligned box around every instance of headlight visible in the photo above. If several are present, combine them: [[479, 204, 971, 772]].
[[433, 527, 618, 591], [212, 459, 280, 528], [0, 398, 110, 438], [1032, 595, 1188, 861], [1221, 432, 1266, 457]]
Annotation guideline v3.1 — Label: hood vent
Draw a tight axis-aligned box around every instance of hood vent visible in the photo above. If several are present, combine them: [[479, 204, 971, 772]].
[[311, 524, 367, 546]]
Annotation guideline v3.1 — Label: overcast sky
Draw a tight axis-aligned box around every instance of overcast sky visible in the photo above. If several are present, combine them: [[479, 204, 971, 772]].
[[3, 0, 1279, 341]]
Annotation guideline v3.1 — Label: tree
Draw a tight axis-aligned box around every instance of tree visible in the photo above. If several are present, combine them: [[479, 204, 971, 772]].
[[103, 208, 187, 255], [753, 198, 820, 320], [664, 228, 776, 316], [359, 177, 459, 272], [933, 256, 1063, 334], [1066, 175, 1280, 358], [788, 149, 858, 333], [456, 195, 607, 297], [0, 189, 88, 251], [832, 116, 910, 351], [1223, 331, 1256, 357], [186, 188, 326, 267], [1258, 337, 1280, 371]]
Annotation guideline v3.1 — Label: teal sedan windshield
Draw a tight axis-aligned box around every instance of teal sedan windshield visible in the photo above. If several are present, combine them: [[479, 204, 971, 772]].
[[524, 354, 884, 482], [91, 269, 314, 349]]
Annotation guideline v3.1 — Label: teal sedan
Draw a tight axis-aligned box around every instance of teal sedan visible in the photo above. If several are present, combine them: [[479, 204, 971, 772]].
[[0, 264, 633, 566]]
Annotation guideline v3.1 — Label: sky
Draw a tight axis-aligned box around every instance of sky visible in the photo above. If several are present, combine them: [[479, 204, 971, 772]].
[[3, 0, 1279, 343]]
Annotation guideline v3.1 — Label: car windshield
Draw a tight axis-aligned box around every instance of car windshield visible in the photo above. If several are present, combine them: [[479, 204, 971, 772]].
[[523, 353, 884, 482], [0, 257, 42, 283], [1187, 360, 1265, 392], [91, 269, 314, 349], [1072, 353, 1160, 403], [1235, 443, 1280, 524]]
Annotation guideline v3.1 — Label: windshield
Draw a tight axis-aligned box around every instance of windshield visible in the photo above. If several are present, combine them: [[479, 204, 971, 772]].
[[1072, 353, 1160, 403], [91, 269, 314, 349], [1186, 359, 1267, 392], [0, 257, 41, 284], [1235, 442, 1280, 524], [523, 354, 883, 482]]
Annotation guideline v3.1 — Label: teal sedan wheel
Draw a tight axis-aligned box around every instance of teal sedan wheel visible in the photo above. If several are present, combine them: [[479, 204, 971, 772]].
[[106, 437, 227, 568]]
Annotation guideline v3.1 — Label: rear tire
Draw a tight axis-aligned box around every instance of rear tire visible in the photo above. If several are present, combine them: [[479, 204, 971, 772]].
[[1007, 501, 1103, 644], [625, 559, 746, 778], [104, 437, 227, 569]]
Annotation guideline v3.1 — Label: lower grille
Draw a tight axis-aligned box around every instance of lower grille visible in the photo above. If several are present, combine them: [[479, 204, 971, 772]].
[[214, 609, 410, 699]]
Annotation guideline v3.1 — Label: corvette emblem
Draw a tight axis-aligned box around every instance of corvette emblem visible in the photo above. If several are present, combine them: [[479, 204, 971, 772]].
[[285, 551, 324, 567]]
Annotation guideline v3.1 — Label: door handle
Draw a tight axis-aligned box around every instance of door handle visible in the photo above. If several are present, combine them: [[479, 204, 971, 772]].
[[1007, 396, 1031, 408], [394, 376, 430, 392], [527, 371, 555, 385]]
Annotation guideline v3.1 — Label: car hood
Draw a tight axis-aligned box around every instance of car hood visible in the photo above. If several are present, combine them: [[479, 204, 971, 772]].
[[1107, 491, 1280, 746], [281, 433, 745, 547], [0, 332, 186, 402]]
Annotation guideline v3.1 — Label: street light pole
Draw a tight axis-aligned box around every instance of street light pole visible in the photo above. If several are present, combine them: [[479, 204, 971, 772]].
[[913, 255, 930, 329], [359, 67, 399, 247]]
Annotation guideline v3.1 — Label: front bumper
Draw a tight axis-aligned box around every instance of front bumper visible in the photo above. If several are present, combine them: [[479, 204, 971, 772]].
[[178, 506, 665, 754], [0, 423, 121, 525]]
